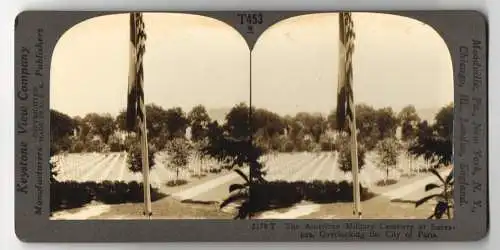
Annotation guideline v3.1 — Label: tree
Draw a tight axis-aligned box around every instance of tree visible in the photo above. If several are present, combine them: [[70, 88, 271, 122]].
[[83, 113, 115, 144], [188, 105, 212, 142], [433, 103, 453, 140], [398, 105, 421, 142], [145, 104, 168, 138], [126, 138, 157, 173], [252, 108, 286, 153], [354, 104, 380, 150], [224, 102, 251, 140], [398, 105, 421, 173], [280, 112, 328, 152], [115, 110, 127, 131], [187, 105, 212, 176], [294, 112, 327, 144], [409, 103, 453, 169], [337, 133, 366, 173], [319, 132, 336, 151], [144, 104, 169, 150], [205, 121, 266, 219], [375, 107, 399, 140], [375, 138, 402, 184], [50, 109, 76, 153], [327, 109, 337, 130], [116, 104, 172, 150], [309, 115, 328, 144], [50, 109, 76, 183], [285, 117, 306, 151], [165, 137, 192, 184], [108, 133, 123, 152], [165, 107, 189, 139]]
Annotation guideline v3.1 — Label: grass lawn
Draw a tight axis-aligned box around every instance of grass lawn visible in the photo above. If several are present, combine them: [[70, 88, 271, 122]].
[[88, 196, 234, 219], [52, 192, 445, 220], [297, 197, 439, 219]]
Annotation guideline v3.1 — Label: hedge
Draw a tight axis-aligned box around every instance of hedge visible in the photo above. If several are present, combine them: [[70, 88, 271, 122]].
[[246, 180, 375, 211], [50, 181, 166, 213]]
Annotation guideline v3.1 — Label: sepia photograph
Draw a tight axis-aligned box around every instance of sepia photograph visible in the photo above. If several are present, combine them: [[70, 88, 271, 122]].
[[49, 12, 454, 220]]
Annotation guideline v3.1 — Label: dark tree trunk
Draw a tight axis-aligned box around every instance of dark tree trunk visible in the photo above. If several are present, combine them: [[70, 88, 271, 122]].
[[386, 167, 389, 184]]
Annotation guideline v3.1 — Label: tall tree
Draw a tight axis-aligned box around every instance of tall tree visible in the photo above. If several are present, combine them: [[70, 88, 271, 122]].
[[165, 137, 192, 184], [188, 105, 212, 142], [126, 137, 157, 173], [375, 107, 399, 140], [327, 109, 341, 130], [50, 109, 76, 147], [115, 110, 128, 131], [398, 105, 421, 142], [309, 114, 328, 144], [355, 104, 379, 150], [145, 104, 169, 139], [224, 102, 251, 140], [433, 103, 454, 140], [337, 133, 366, 173], [286, 119, 306, 151], [397, 105, 421, 173], [165, 107, 189, 139], [252, 108, 286, 152], [50, 109, 76, 183], [83, 113, 115, 144], [375, 137, 402, 184], [293, 112, 327, 144], [117, 104, 170, 149], [409, 103, 453, 168], [144, 104, 169, 150], [187, 105, 212, 175]]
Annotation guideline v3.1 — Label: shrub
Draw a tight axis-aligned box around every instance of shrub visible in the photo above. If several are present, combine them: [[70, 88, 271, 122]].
[[50, 180, 166, 212], [416, 168, 454, 219], [319, 134, 336, 151], [165, 137, 192, 183], [86, 139, 106, 153], [126, 140, 157, 173], [282, 141, 295, 153], [375, 138, 402, 184], [337, 136, 367, 173], [252, 181, 303, 208], [220, 179, 374, 219], [50, 181, 93, 211], [109, 140, 122, 152], [71, 140, 85, 153]]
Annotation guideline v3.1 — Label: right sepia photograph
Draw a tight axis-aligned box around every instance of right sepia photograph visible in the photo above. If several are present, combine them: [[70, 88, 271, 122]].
[[248, 12, 453, 220], [49, 12, 453, 220]]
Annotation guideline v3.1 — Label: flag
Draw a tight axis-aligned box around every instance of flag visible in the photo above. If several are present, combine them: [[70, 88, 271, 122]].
[[127, 12, 147, 132], [336, 12, 356, 133], [336, 12, 362, 218]]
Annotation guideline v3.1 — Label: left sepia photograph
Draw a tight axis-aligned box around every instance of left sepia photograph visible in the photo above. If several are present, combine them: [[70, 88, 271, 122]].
[[50, 12, 251, 220]]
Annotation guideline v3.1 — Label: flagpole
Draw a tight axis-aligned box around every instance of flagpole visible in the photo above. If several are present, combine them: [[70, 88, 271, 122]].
[[349, 90, 362, 219], [348, 12, 362, 220], [136, 12, 152, 219], [129, 12, 152, 219], [140, 110, 152, 219], [338, 12, 361, 219]]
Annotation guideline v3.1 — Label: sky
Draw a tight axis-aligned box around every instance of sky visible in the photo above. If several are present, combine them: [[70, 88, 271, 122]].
[[50, 12, 453, 119]]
